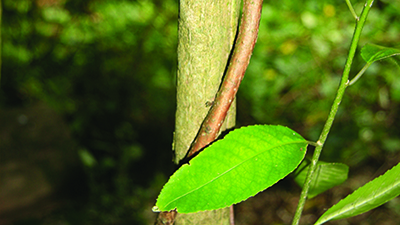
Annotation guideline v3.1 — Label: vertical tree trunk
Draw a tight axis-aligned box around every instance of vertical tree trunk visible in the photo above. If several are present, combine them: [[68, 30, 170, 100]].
[[173, 0, 240, 224]]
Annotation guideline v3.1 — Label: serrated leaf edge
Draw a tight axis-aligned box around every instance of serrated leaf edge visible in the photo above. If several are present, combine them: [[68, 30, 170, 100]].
[[161, 140, 308, 211]]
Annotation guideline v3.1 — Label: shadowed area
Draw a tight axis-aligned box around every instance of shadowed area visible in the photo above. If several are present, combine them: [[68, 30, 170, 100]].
[[1, 0, 400, 224]]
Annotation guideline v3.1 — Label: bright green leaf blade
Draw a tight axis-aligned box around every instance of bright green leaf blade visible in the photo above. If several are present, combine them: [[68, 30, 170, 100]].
[[154, 125, 308, 213], [315, 162, 400, 225], [294, 161, 348, 198], [361, 43, 400, 63]]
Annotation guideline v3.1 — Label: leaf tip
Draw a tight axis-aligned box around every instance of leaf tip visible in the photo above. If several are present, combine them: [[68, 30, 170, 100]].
[[152, 205, 161, 212]]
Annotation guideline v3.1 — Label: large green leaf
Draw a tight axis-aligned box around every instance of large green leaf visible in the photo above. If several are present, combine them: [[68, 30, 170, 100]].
[[153, 125, 308, 213], [294, 161, 348, 198], [315, 162, 400, 225], [361, 43, 400, 64]]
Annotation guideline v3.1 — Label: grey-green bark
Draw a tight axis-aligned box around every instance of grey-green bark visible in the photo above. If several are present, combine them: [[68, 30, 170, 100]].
[[173, 0, 241, 224]]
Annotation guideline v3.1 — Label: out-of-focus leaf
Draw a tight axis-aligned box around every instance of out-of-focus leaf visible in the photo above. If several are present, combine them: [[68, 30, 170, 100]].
[[315, 162, 400, 225], [78, 148, 97, 168], [294, 161, 348, 198], [361, 43, 400, 64], [42, 7, 71, 24]]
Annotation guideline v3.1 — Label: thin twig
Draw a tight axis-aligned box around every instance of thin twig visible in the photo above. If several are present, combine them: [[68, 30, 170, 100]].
[[230, 205, 235, 225], [345, 0, 359, 21], [156, 0, 263, 224], [348, 62, 371, 86], [155, 210, 177, 225], [188, 0, 264, 157]]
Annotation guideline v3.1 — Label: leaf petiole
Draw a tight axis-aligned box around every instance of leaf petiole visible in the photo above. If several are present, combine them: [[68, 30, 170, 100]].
[[348, 63, 371, 86], [345, 0, 359, 21], [306, 141, 320, 147]]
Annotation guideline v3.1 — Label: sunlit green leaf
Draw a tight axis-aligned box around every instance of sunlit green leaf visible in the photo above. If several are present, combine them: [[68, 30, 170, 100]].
[[154, 125, 308, 213], [315, 162, 400, 225], [361, 43, 400, 64], [294, 161, 348, 198]]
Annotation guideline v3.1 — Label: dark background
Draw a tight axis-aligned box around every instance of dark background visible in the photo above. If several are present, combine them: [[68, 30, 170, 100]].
[[1, 0, 400, 224]]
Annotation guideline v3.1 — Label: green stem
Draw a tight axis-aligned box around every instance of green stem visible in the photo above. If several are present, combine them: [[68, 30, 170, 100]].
[[346, 0, 359, 21], [348, 63, 371, 86], [291, 0, 374, 224], [306, 141, 320, 147]]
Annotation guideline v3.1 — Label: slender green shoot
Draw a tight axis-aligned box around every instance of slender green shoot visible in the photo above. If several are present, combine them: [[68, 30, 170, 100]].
[[307, 141, 321, 147], [291, 0, 374, 224], [348, 63, 371, 86], [346, 0, 359, 21]]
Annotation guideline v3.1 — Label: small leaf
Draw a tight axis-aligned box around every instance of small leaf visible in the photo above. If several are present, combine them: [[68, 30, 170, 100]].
[[155, 125, 308, 213], [315, 162, 400, 225], [361, 43, 400, 64], [294, 161, 348, 198]]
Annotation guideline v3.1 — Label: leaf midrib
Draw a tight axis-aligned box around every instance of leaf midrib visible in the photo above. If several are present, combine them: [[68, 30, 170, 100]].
[[163, 139, 307, 211], [321, 170, 400, 222]]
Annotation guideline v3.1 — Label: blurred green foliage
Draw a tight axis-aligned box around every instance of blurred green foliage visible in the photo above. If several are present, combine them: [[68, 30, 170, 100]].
[[240, 0, 400, 166], [2, 0, 178, 224], [1, 0, 399, 224]]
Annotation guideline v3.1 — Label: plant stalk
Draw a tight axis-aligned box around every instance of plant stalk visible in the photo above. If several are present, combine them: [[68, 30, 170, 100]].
[[157, 0, 241, 223], [345, 0, 359, 21], [188, 0, 264, 157], [291, 0, 374, 224], [348, 62, 371, 86]]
